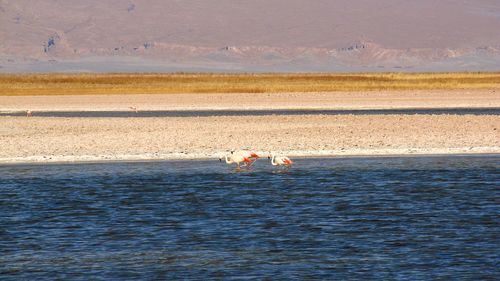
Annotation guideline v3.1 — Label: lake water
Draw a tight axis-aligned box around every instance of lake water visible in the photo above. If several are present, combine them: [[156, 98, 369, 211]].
[[1, 156, 499, 280], [1, 107, 499, 118]]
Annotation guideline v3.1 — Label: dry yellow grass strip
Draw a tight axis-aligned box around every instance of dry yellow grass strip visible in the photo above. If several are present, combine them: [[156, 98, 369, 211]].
[[1, 72, 499, 95]]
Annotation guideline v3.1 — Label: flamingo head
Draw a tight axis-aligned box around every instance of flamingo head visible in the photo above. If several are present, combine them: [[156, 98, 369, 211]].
[[267, 151, 274, 159]]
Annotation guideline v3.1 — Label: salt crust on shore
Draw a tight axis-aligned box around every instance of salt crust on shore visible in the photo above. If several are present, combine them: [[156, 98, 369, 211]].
[[1, 90, 499, 112], [1, 114, 498, 164], [2, 90, 498, 164]]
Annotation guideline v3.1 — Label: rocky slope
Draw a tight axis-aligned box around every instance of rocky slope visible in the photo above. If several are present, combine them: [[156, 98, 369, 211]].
[[1, 0, 499, 72]]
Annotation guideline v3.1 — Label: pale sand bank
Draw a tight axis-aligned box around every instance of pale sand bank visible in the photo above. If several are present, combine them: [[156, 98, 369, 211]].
[[1, 115, 498, 164], [1, 90, 499, 112]]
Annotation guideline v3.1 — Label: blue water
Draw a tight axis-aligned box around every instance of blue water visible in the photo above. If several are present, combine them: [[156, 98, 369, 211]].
[[1, 156, 499, 280]]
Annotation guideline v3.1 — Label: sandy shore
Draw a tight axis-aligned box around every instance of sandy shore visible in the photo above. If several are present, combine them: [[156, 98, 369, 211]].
[[1, 90, 499, 112], [1, 114, 498, 163], [1, 90, 498, 163]]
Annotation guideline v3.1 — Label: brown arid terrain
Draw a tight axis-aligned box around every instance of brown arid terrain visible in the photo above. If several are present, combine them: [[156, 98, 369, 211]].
[[1, 0, 500, 72], [0, 88, 499, 163]]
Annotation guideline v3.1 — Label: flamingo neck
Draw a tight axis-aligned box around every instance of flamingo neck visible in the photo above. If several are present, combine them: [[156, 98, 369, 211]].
[[225, 155, 233, 164], [271, 154, 277, 166]]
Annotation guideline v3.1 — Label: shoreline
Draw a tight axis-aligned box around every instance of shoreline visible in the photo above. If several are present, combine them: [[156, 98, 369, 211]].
[[1, 147, 499, 165], [1, 114, 498, 165], [1, 107, 498, 119], [2, 92, 498, 165]]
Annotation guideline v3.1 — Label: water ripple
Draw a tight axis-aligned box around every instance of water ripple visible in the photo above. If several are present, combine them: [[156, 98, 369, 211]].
[[0, 155, 499, 280]]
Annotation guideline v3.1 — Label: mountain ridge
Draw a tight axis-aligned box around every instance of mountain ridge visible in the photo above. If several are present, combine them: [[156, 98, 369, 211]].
[[1, 0, 499, 72]]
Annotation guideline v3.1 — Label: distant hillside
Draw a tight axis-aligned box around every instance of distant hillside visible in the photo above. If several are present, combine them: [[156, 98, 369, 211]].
[[1, 0, 499, 72]]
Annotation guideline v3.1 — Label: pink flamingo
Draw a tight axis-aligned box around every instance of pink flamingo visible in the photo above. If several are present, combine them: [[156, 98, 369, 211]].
[[26, 110, 32, 117], [268, 153, 293, 167], [129, 106, 138, 113], [219, 151, 253, 169], [233, 150, 260, 166]]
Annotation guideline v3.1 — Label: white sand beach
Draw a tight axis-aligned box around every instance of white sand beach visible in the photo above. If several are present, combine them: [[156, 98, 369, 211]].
[[1, 112, 498, 163]]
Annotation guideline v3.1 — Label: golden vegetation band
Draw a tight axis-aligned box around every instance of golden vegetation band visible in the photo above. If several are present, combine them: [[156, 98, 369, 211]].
[[1, 73, 499, 95]]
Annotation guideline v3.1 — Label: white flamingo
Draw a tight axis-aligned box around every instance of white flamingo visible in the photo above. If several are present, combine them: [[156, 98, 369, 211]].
[[219, 151, 253, 169], [129, 106, 138, 113], [268, 153, 293, 167], [26, 110, 32, 117]]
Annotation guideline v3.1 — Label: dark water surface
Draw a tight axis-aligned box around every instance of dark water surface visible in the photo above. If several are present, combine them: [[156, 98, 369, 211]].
[[2, 107, 500, 117], [1, 156, 499, 280]]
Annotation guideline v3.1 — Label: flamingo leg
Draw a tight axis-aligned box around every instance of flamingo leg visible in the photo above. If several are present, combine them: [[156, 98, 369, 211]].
[[241, 157, 253, 168]]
